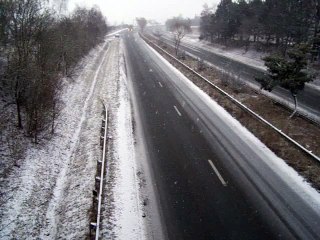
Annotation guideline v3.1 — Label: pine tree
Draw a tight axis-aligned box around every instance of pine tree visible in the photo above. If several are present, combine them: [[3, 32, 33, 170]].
[[256, 44, 314, 118]]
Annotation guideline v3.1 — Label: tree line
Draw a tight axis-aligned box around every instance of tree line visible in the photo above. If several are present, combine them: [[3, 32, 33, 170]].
[[198, 0, 317, 117], [0, 0, 108, 143], [200, 0, 320, 57]]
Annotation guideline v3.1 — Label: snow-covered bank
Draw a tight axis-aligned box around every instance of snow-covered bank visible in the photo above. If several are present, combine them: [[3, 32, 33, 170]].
[[100, 39, 146, 239], [39, 41, 113, 239], [0, 37, 118, 239]]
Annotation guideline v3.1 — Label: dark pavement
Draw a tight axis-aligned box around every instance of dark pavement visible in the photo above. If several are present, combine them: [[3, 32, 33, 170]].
[[123, 31, 320, 240]]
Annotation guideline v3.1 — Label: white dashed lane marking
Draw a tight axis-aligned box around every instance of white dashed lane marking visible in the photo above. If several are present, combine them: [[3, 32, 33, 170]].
[[208, 160, 227, 187], [173, 105, 182, 117]]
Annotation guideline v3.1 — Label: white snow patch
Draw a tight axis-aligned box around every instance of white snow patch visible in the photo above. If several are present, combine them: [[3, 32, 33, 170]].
[[39, 41, 111, 239], [100, 40, 145, 239]]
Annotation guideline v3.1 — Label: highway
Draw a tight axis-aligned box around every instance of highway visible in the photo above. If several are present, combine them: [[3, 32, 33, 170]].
[[153, 32, 320, 121], [123, 31, 320, 239]]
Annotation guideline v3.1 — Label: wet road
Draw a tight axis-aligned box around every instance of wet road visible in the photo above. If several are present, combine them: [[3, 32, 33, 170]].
[[123, 31, 320, 240]]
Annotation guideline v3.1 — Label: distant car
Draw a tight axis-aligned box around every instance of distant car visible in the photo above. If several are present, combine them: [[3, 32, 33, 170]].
[[115, 34, 120, 38]]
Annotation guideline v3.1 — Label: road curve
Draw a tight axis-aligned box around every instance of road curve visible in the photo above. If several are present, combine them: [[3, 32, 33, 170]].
[[123, 31, 320, 240]]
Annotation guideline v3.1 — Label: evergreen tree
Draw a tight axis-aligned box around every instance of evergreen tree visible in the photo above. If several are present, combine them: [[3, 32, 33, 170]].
[[256, 44, 314, 118]]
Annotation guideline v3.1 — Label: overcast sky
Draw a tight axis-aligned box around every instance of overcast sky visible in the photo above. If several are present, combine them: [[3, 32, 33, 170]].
[[68, 0, 219, 25]]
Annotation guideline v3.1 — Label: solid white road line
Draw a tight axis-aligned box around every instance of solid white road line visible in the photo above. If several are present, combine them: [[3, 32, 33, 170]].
[[208, 160, 227, 187], [173, 105, 182, 117], [158, 82, 163, 88]]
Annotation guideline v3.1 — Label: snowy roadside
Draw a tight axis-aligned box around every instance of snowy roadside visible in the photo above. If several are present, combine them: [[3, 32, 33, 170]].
[[0, 41, 106, 239], [99, 39, 146, 240], [0, 36, 128, 239]]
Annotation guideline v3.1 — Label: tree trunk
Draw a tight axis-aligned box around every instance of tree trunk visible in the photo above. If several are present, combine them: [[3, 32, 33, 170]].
[[175, 38, 180, 56], [266, 34, 271, 45], [289, 94, 298, 118], [282, 36, 290, 56], [16, 100, 22, 129], [51, 102, 56, 134], [276, 36, 280, 46], [34, 114, 38, 144], [15, 80, 22, 129]]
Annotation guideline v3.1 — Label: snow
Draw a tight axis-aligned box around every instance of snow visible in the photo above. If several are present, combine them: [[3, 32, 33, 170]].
[[39, 41, 111, 239], [144, 40, 320, 210], [100, 39, 146, 239], [0, 37, 129, 239], [1, 45, 96, 237]]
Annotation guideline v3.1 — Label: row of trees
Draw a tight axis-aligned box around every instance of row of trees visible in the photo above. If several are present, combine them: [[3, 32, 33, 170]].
[[200, 0, 320, 56], [0, 0, 108, 143]]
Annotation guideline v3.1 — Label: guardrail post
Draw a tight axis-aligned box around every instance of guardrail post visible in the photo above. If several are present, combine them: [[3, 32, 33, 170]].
[[89, 222, 97, 238], [91, 103, 108, 240]]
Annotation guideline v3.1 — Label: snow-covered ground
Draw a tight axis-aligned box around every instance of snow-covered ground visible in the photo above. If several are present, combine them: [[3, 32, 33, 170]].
[[99, 39, 145, 240], [0, 30, 145, 239], [0, 40, 109, 239]]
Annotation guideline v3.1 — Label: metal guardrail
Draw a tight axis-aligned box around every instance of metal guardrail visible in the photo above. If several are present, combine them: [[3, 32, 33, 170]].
[[140, 34, 320, 164], [90, 103, 108, 239]]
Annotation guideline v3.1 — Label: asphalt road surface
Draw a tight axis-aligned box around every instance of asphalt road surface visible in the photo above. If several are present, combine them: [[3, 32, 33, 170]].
[[155, 32, 320, 120], [123, 31, 320, 240]]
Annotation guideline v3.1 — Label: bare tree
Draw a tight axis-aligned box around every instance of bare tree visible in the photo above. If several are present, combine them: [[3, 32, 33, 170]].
[[136, 17, 147, 32], [1, 1, 108, 143], [4, 0, 47, 129], [165, 17, 191, 56]]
